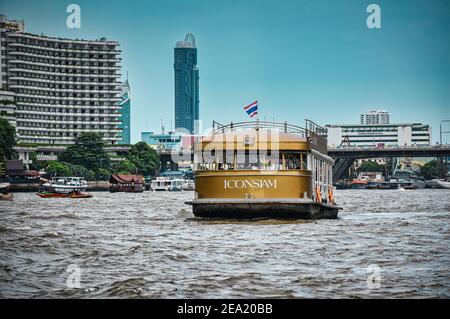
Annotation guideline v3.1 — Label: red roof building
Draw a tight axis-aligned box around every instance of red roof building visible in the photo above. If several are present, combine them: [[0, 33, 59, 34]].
[[109, 174, 144, 193]]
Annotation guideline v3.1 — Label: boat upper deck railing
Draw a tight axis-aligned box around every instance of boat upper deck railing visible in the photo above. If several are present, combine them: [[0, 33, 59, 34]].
[[212, 119, 327, 139]]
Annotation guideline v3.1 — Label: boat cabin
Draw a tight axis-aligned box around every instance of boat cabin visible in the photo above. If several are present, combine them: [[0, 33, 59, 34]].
[[109, 174, 144, 193], [188, 120, 338, 219]]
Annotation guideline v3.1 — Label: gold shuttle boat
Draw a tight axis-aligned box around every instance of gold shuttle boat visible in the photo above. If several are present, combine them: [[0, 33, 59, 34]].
[[186, 120, 340, 219]]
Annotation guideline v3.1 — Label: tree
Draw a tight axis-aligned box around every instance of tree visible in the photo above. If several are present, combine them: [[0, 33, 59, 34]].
[[0, 118, 17, 162], [95, 168, 111, 181], [126, 142, 159, 176], [114, 159, 137, 174], [59, 133, 110, 171], [46, 161, 72, 177], [66, 163, 89, 178], [420, 160, 447, 180], [357, 160, 385, 173]]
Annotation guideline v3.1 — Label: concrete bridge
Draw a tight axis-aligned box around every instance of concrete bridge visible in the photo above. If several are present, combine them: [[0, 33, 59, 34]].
[[159, 145, 450, 180], [328, 145, 450, 181]]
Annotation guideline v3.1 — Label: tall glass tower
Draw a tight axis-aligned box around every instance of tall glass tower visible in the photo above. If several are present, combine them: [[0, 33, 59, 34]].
[[118, 80, 131, 144], [174, 33, 199, 134]]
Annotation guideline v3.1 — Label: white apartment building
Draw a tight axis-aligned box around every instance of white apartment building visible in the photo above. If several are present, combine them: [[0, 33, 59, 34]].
[[360, 110, 390, 125], [0, 14, 122, 145], [326, 123, 432, 147]]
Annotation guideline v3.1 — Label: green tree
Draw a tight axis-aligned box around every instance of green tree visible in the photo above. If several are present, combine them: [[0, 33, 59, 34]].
[[58, 133, 110, 171], [114, 159, 137, 174], [0, 118, 17, 162], [95, 168, 111, 181], [420, 160, 447, 180], [46, 161, 72, 177], [66, 163, 89, 178], [357, 160, 385, 173], [126, 142, 159, 176]]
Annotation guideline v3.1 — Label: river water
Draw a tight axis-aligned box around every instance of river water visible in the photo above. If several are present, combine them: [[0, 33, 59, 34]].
[[0, 189, 449, 298]]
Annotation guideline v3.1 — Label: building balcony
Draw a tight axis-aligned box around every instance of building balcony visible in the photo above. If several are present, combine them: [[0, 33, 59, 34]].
[[9, 67, 120, 78], [9, 76, 121, 87], [15, 101, 121, 109], [15, 109, 121, 117], [9, 84, 121, 94], [8, 59, 121, 70], [15, 92, 121, 101], [8, 50, 120, 61]]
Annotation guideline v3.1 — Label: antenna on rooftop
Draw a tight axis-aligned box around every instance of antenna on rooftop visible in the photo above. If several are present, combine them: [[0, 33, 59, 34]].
[[160, 119, 165, 134]]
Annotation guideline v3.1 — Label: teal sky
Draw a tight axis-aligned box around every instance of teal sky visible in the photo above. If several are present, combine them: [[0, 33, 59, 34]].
[[1, 0, 449, 143]]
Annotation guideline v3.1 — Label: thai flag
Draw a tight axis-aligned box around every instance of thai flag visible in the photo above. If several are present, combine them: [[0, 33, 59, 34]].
[[244, 101, 258, 118]]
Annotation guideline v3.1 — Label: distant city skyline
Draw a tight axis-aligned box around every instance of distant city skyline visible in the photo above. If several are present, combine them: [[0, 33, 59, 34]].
[[0, 0, 448, 143]]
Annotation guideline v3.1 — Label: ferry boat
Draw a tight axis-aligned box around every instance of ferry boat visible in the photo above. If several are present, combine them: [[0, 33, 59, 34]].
[[389, 170, 426, 190], [150, 177, 185, 191], [185, 120, 341, 219], [37, 177, 92, 198]]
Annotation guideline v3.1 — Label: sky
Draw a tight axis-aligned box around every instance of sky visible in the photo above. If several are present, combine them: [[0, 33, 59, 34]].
[[1, 0, 449, 143]]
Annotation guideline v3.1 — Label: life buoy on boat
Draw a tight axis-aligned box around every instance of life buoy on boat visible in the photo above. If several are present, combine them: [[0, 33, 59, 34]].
[[315, 186, 321, 203], [328, 187, 333, 204]]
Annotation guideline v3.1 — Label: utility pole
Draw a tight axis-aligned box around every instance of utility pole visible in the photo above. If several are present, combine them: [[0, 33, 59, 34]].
[[439, 120, 450, 178]]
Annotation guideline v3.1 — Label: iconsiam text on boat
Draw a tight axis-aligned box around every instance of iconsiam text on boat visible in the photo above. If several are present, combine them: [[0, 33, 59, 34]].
[[224, 179, 277, 189]]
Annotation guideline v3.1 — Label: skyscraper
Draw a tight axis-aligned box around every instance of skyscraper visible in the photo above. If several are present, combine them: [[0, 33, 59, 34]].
[[174, 33, 199, 134], [118, 80, 131, 144]]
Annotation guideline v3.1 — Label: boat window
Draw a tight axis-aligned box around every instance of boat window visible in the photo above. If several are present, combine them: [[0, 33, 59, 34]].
[[283, 152, 308, 170], [235, 151, 261, 170], [196, 150, 309, 170]]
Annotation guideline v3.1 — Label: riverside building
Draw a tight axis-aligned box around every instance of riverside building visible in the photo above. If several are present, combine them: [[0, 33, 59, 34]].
[[326, 123, 432, 147], [0, 14, 122, 145]]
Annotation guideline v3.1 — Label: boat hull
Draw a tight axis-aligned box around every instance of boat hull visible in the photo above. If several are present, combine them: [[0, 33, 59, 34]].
[[37, 192, 92, 198], [186, 198, 340, 219]]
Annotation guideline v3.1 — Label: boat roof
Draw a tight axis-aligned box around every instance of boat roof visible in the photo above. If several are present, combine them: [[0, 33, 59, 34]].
[[197, 120, 328, 153], [110, 174, 143, 184]]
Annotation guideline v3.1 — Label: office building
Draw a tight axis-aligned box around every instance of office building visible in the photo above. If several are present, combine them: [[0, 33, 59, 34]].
[[360, 110, 390, 125], [326, 123, 432, 147], [0, 14, 122, 145], [174, 33, 199, 134]]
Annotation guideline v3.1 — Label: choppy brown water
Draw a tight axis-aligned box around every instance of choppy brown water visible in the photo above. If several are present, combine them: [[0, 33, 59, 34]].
[[1, 189, 449, 298]]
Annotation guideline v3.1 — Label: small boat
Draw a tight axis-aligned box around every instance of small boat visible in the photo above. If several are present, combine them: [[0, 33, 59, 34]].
[[37, 177, 92, 198], [366, 181, 400, 190], [0, 182, 14, 201], [150, 177, 185, 191], [37, 191, 92, 198], [425, 179, 450, 189], [350, 172, 384, 189]]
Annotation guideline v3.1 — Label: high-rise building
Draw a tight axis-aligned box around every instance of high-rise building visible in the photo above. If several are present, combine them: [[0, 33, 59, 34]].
[[174, 33, 199, 134], [0, 14, 122, 145], [118, 80, 131, 144], [360, 110, 390, 125]]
